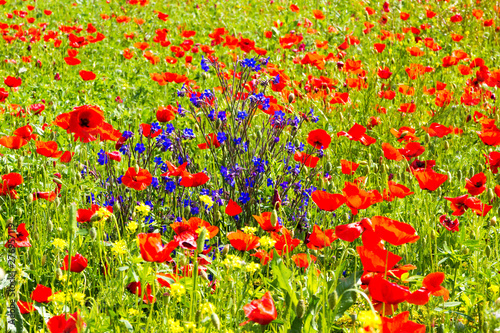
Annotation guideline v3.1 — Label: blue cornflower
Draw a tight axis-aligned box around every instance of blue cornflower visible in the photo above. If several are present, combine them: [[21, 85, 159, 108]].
[[151, 177, 159, 189], [273, 74, 280, 84], [239, 192, 250, 204], [285, 142, 295, 154], [190, 206, 200, 215], [117, 175, 123, 184], [97, 149, 109, 165], [201, 56, 210, 72], [165, 180, 176, 193], [217, 132, 227, 143], [237, 111, 247, 120], [119, 144, 129, 155], [182, 128, 195, 139], [267, 178, 273, 187], [154, 156, 163, 165], [122, 131, 134, 139], [151, 122, 161, 132], [165, 123, 175, 135], [217, 111, 227, 122], [135, 143, 146, 154]]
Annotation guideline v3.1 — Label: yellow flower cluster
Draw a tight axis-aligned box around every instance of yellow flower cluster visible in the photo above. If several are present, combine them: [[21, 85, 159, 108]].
[[111, 240, 127, 255], [259, 235, 276, 248], [222, 254, 244, 269], [134, 203, 151, 218], [52, 238, 67, 251], [201, 302, 216, 317], [199, 195, 214, 208], [126, 221, 138, 233], [97, 207, 112, 221], [357, 311, 381, 332], [245, 262, 260, 273], [170, 283, 186, 299], [242, 226, 257, 234]]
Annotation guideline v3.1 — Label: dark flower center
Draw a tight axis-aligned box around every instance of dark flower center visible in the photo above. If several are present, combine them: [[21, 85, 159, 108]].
[[475, 181, 483, 188], [79, 118, 90, 127]]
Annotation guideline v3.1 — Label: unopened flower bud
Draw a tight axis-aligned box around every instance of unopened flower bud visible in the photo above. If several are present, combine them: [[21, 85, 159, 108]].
[[55, 268, 63, 280], [199, 269, 209, 281], [53, 178, 63, 185], [47, 219, 54, 232], [221, 244, 230, 256], [424, 133, 431, 143], [328, 291, 338, 310], [490, 216, 497, 227], [485, 245, 491, 258], [288, 93, 295, 104], [296, 299, 306, 318], [113, 200, 121, 212], [134, 164, 140, 174], [89, 227, 97, 240], [197, 227, 208, 252], [210, 312, 221, 330], [444, 141, 450, 150], [41, 255, 46, 266], [17, 156, 23, 169], [488, 188, 495, 201]]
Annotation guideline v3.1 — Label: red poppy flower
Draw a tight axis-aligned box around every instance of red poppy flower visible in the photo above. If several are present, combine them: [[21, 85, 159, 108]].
[[33, 191, 57, 201], [251, 250, 273, 265], [161, 161, 188, 177], [157, 273, 182, 288], [0, 136, 28, 149], [464, 196, 492, 216], [174, 230, 198, 250], [381, 143, 403, 161], [126, 281, 156, 303], [307, 129, 331, 149], [156, 105, 176, 122], [374, 44, 386, 53], [368, 275, 410, 316], [227, 230, 260, 251], [240, 292, 277, 326], [79, 70, 96, 81], [439, 215, 459, 232], [337, 123, 376, 146], [342, 182, 383, 215], [381, 311, 425, 333], [4, 76, 22, 87], [293, 152, 319, 168], [485, 151, 500, 173], [305, 225, 337, 249], [271, 228, 301, 255], [1, 172, 23, 199], [53, 105, 105, 142], [122, 167, 152, 191], [13, 124, 37, 141], [179, 171, 209, 187], [61, 253, 88, 273], [407, 272, 449, 306], [444, 194, 468, 216], [311, 190, 346, 211], [17, 300, 35, 314], [4, 223, 31, 248], [170, 217, 219, 239], [422, 123, 453, 138], [253, 212, 282, 232], [137, 233, 178, 262], [291, 253, 317, 268], [412, 168, 448, 191], [358, 246, 402, 273], [383, 181, 414, 201], [47, 311, 86, 333], [76, 204, 99, 223], [398, 142, 425, 160], [140, 123, 162, 138], [465, 172, 487, 196], [36, 141, 64, 158], [371, 216, 419, 246], [340, 159, 359, 175], [64, 57, 81, 66], [0, 87, 9, 102], [31, 284, 53, 303], [198, 133, 220, 149]]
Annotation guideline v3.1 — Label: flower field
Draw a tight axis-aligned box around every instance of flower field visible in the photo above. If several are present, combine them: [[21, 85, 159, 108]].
[[1, 0, 500, 332]]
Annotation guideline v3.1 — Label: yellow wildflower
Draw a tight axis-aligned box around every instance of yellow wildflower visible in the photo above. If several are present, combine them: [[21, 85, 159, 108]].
[[199, 195, 214, 208], [52, 238, 67, 251]]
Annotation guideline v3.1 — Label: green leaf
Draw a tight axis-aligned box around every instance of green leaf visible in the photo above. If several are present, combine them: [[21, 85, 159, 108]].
[[119, 319, 134, 332], [334, 271, 362, 320]]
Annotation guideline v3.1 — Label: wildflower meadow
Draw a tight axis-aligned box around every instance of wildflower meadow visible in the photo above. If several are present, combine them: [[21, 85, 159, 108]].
[[1, 0, 500, 332]]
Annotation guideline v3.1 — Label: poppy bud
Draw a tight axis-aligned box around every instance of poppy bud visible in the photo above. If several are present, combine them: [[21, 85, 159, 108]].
[[197, 227, 208, 252], [431, 229, 437, 240], [195, 309, 202, 323], [495, 297, 500, 308], [478, 163, 485, 172], [113, 200, 121, 213], [359, 161, 368, 165], [270, 209, 279, 228], [455, 321, 466, 332], [288, 93, 295, 104], [320, 177, 326, 189], [461, 247, 469, 255], [55, 268, 63, 280], [400, 130, 409, 138], [339, 112, 344, 122], [17, 156, 23, 169], [134, 164, 140, 174], [488, 188, 495, 201], [366, 164, 371, 174], [41, 255, 46, 266], [447, 171, 452, 183], [424, 133, 431, 143], [221, 244, 230, 256], [27, 193, 34, 203], [325, 162, 333, 173], [296, 299, 306, 318], [90, 213, 100, 222], [272, 189, 282, 209], [89, 227, 97, 240], [469, 166, 474, 178], [485, 245, 491, 258], [17, 208, 23, 217], [199, 269, 209, 281], [490, 216, 497, 227], [47, 219, 54, 232], [457, 170, 462, 181], [55, 197, 60, 207], [444, 141, 450, 150], [214, 209, 221, 221], [210, 312, 220, 330], [53, 177, 63, 185], [372, 164, 379, 173], [328, 291, 338, 310]]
